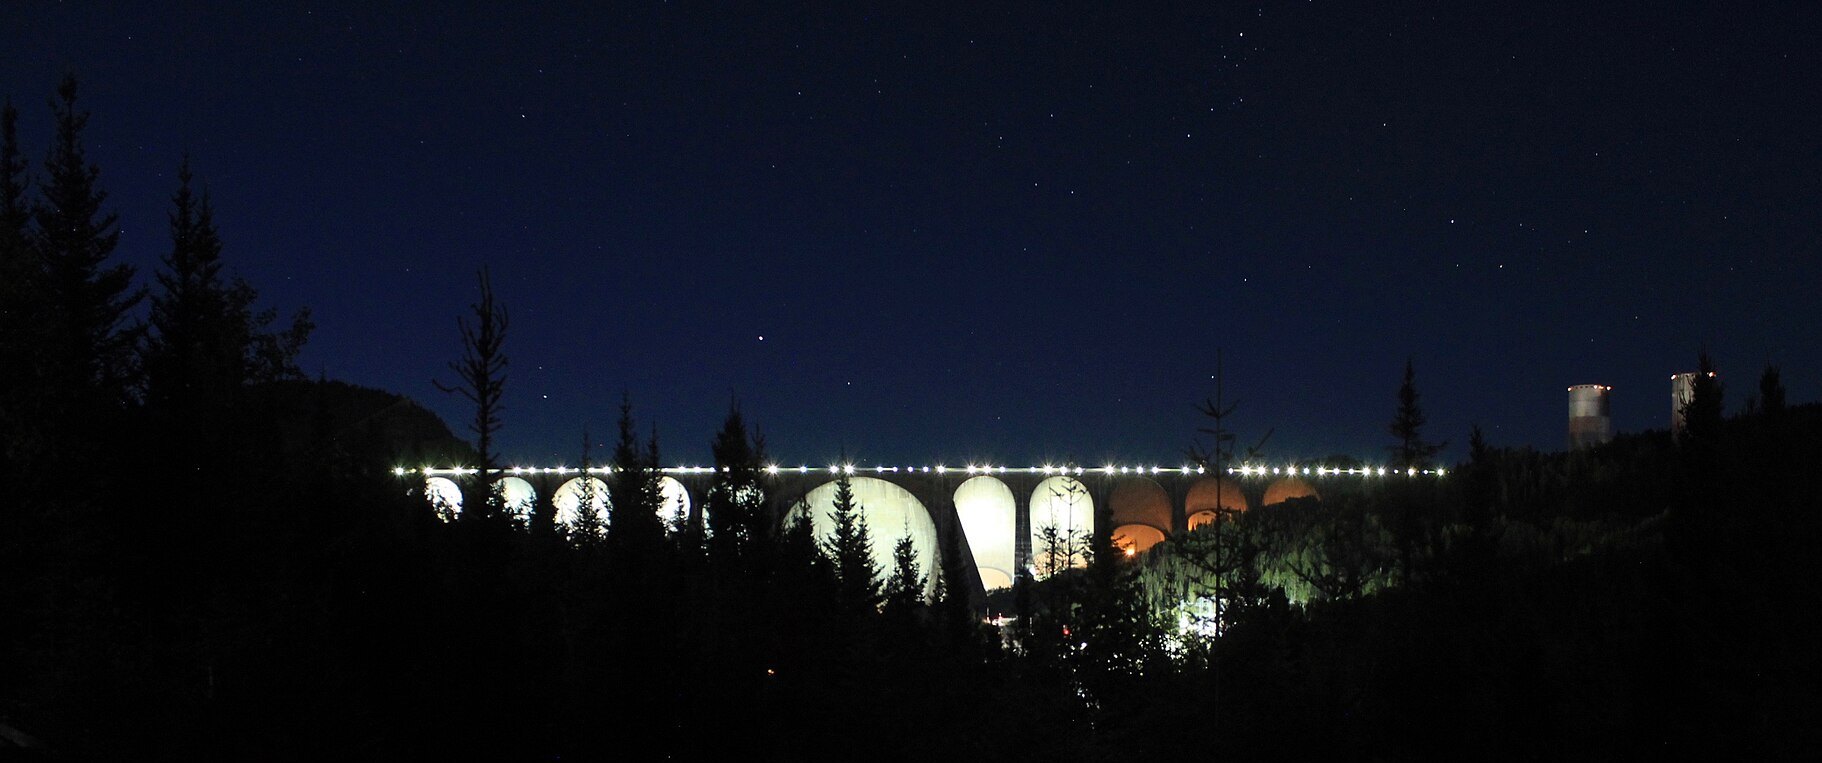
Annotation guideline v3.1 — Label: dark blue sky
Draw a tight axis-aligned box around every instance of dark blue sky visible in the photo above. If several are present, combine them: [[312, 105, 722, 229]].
[[5, 1, 1817, 467]]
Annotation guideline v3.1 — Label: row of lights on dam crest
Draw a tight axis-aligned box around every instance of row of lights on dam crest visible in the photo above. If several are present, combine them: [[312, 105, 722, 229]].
[[399, 463, 1444, 478]]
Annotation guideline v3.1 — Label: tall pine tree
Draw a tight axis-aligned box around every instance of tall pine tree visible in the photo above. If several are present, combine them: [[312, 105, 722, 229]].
[[567, 429, 606, 544], [1757, 364, 1785, 417], [0, 97, 44, 467], [825, 469, 881, 616], [33, 75, 141, 407], [1387, 357, 1445, 469], [705, 400, 767, 568], [606, 395, 665, 561], [882, 532, 926, 623], [143, 158, 241, 412]]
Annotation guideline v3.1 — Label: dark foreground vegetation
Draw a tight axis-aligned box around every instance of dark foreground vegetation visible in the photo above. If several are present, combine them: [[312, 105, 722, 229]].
[[3, 76, 1818, 759]]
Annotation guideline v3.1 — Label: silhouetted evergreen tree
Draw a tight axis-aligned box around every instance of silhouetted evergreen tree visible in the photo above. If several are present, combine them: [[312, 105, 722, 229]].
[[1382, 358, 1446, 582], [0, 97, 28, 267], [882, 532, 926, 625], [435, 267, 509, 522], [1758, 364, 1784, 417], [566, 435, 606, 544], [606, 395, 665, 559], [140, 158, 309, 412], [33, 75, 141, 409], [143, 157, 239, 412], [1387, 357, 1445, 469], [705, 400, 767, 567], [0, 97, 43, 467], [825, 469, 880, 616], [779, 496, 825, 563], [932, 536, 988, 658], [643, 425, 668, 524], [1073, 534, 1163, 700], [0, 97, 43, 747]]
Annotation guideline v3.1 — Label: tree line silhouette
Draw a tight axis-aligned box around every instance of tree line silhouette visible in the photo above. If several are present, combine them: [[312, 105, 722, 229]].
[[2, 76, 1816, 759]]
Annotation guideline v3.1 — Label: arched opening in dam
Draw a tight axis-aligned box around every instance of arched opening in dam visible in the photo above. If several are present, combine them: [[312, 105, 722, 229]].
[[425, 476, 463, 519], [553, 476, 611, 529], [1111, 523, 1167, 556], [794, 477, 940, 597], [1186, 476, 1250, 529], [1029, 476, 1093, 579], [1108, 478, 1171, 552], [953, 475, 1016, 591], [657, 475, 692, 532], [499, 476, 537, 521]]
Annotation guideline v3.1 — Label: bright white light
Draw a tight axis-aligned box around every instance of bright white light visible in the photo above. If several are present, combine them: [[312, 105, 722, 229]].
[[1196, 465, 1205, 474], [936, 465, 947, 474], [798, 465, 809, 473], [1378, 467, 1387, 476], [393, 467, 406, 476], [1042, 465, 1054, 474], [765, 464, 780, 475], [1437, 468, 1446, 477]]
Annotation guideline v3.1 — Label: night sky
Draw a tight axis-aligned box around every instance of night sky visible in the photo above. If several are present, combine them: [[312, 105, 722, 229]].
[[5, 1, 1817, 467]]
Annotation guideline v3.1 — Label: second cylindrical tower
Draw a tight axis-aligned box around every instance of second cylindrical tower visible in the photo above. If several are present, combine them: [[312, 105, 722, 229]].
[[1568, 384, 1612, 448]]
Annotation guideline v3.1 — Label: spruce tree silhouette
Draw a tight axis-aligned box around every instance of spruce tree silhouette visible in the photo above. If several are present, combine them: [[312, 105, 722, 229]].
[[34, 74, 141, 410], [1387, 357, 1445, 469], [825, 467, 881, 616], [606, 394, 665, 561], [0, 97, 45, 470], [882, 531, 926, 624], [140, 158, 311, 411], [705, 400, 767, 568], [1758, 364, 1785, 417]]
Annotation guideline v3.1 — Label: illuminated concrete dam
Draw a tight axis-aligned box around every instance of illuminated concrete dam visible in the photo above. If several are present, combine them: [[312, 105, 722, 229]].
[[398, 461, 1445, 596]]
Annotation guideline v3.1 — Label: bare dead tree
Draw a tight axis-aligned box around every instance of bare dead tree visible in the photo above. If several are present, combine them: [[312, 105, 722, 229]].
[[436, 267, 508, 522]]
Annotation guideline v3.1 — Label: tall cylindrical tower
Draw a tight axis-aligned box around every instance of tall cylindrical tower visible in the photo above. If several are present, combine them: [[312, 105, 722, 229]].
[[1567, 384, 1612, 448]]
